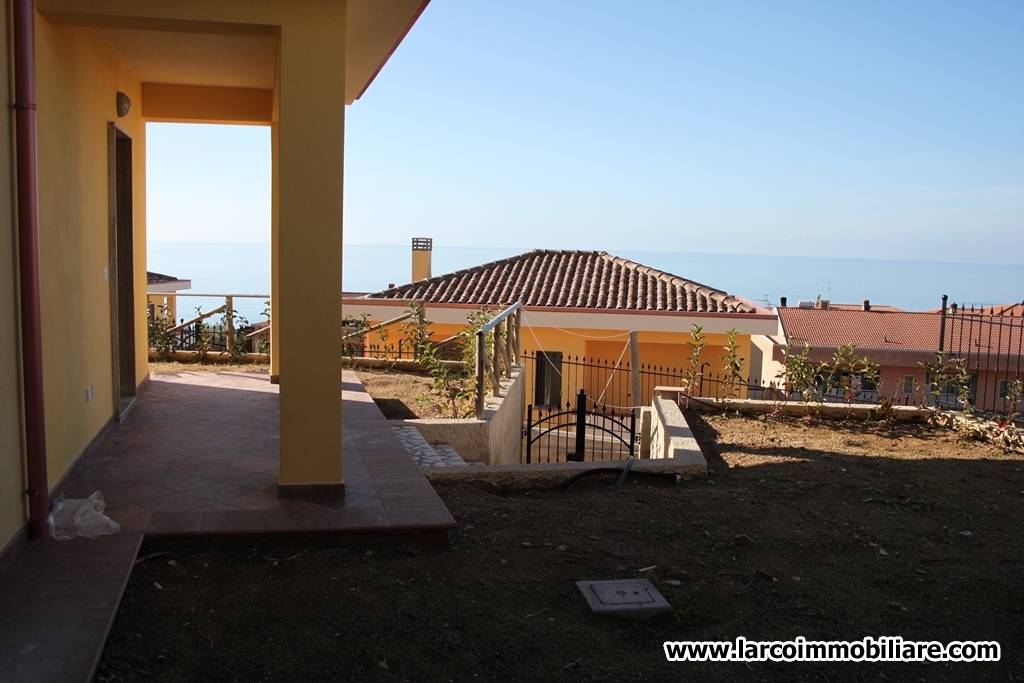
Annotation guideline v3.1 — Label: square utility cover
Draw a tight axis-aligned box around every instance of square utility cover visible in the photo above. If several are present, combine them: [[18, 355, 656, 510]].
[[576, 579, 672, 620]]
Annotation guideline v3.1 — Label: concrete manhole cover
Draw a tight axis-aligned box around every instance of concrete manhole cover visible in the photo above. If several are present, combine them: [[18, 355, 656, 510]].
[[576, 579, 672, 620]]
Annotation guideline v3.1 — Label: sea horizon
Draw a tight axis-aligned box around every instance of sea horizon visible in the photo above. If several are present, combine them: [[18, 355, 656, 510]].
[[148, 241, 1024, 324]]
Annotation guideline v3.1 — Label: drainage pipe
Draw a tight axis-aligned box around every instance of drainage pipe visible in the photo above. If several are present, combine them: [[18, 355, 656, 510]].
[[13, 0, 49, 539]]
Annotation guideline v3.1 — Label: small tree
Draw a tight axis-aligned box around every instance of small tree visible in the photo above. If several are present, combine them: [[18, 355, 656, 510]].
[[147, 304, 176, 360], [219, 305, 251, 363], [1002, 379, 1022, 424], [917, 352, 972, 411], [778, 341, 816, 401], [718, 328, 746, 401], [400, 300, 433, 360], [682, 324, 708, 402], [193, 307, 213, 362]]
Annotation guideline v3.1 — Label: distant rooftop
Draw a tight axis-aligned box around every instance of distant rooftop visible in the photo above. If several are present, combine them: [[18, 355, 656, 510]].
[[779, 306, 1024, 355], [924, 301, 1024, 317], [146, 271, 190, 290], [363, 249, 757, 314], [824, 303, 905, 313], [779, 308, 942, 350], [146, 271, 184, 285]]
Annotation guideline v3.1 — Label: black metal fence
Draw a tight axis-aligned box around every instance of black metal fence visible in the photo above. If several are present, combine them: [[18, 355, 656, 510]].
[[151, 316, 267, 355], [520, 350, 930, 414], [524, 389, 636, 464], [521, 349, 789, 412], [362, 338, 464, 362], [942, 303, 1024, 413]]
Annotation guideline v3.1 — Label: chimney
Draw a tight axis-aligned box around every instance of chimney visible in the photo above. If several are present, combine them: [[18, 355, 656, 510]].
[[411, 237, 432, 281], [779, 296, 787, 308], [862, 299, 870, 311], [950, 303, 958, 313]]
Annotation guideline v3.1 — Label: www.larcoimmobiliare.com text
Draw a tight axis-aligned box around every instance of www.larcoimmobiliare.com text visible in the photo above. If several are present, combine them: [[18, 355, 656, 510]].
[[664, 636, 1000, 663]]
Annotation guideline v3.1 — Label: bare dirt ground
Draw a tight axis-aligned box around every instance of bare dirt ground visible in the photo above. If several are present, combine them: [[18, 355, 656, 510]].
[[99, 392, 1024, 682], [353, 368, 455, 420]]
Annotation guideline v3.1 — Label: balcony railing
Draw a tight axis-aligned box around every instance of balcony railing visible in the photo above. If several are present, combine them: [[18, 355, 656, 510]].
[[147, 292, 270, 360]]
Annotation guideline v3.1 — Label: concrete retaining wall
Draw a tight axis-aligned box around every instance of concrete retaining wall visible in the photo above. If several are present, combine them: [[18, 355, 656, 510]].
[[488, 366, 525, 466], [401, 366, 524, 465], [650, 396, 707, 470]]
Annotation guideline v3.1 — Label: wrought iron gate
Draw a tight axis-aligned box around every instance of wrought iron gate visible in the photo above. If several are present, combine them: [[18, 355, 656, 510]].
[[523, 390, 636, 463]]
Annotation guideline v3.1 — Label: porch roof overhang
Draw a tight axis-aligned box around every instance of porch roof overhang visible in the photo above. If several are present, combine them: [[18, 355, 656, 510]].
[[147, 279, 191, 294], [37, 0, 429, 119]]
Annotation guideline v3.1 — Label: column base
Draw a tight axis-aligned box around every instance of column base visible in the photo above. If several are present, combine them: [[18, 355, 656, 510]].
[[277, 483, 345, 499]]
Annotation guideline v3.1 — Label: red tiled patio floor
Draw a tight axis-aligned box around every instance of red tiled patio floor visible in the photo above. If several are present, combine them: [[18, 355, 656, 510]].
[[0, 370, 456, 682], [67, 370, 456, 537]]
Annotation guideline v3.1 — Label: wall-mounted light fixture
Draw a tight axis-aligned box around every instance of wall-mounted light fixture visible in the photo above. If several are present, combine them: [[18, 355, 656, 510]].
[[116, 91, 131, 117]]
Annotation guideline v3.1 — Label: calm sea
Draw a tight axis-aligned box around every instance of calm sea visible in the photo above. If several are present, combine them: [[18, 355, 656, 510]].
[[148, 242, 1024, 324]]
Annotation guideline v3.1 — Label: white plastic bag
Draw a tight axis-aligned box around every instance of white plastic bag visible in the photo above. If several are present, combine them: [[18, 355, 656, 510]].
[[49, 491, 121, 540]]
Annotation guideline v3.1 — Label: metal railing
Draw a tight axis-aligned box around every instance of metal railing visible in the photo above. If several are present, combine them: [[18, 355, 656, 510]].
[[520, 350, 934, 413], [147, 292, 270, 356], [475, 303, 522, 419], [941, 299, 1024, 414]]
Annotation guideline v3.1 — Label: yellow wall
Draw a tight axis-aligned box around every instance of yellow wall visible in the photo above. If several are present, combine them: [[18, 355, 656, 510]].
[[0, 9, 27, 550], [35, 18, 146, 488]]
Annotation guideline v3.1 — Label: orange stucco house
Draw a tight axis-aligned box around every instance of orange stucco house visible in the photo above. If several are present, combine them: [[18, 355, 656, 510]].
[[343, 241, 778, 410]]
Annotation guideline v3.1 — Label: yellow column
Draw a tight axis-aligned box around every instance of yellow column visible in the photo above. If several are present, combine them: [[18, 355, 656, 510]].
[[275, 3, 346, 496]]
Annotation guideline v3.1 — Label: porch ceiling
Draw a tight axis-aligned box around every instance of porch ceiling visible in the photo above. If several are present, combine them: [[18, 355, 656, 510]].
[[38, 0, 429, 103], [101, 29, 277, 90]]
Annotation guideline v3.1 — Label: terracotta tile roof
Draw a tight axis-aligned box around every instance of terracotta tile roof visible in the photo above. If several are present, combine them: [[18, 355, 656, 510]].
[[945, 313, 1024, 356], [146, 271, 183, 285], [364, 250, 756, 313], [779, 308, 943, 350], [780, 307, 1024, 356], [939, 301, 1024, 317], [827, 303, 904, 312]]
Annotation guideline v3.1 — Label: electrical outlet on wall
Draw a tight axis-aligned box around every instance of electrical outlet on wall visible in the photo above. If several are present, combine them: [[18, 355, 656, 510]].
[[86, 385, 93, 402], [103, 267, 109, 281]]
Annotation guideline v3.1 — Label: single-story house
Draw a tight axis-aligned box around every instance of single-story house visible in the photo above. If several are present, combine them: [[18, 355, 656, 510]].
[[343, 240, 778, 410]]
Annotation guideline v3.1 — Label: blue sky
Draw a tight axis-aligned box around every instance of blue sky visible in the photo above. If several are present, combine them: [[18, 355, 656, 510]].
[[147, 1, 1024, 264]]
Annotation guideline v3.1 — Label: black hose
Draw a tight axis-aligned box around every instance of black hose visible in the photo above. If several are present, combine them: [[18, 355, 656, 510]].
[[558, 467, 679, 492]]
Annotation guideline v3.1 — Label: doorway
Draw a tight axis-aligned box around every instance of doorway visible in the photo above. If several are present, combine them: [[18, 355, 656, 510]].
[[109, 124, 136, 420]]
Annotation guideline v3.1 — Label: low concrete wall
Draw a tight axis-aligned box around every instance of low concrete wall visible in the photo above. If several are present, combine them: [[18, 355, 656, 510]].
[[402, 366, 524, 465], [655, 390, 931, 422], [488, 366, 525, 466], [650, 396, 707, 470], [423, 458, 705, 490]]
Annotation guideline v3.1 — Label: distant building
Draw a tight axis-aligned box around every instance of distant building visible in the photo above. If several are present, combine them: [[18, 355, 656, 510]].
[[753, 299, 1023, 412], [146, 271, 192, 322], [344, 240, 778, 408]]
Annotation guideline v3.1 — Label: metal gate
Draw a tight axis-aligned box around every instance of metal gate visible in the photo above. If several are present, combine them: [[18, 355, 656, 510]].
[[523, 390, 636, 463]]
